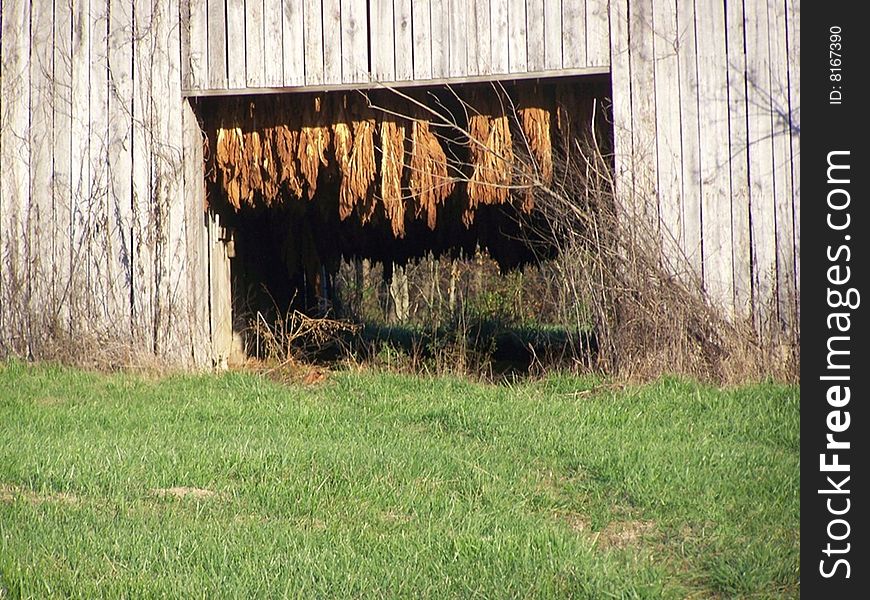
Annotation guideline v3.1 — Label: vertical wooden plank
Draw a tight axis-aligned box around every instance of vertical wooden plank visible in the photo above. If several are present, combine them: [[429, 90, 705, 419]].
[[395, 0, 414, 80], [245, 0, 265, 87], [226, 0, 246, 88], [430, 0, 449, 78], [651, 0, 684, 272], [744, 0, 777, 332], [52, 0, 74, 327], [264, 1, 284, 86], [209, 210, 234, 367], [154, 0, 189, 358], [463, 0, 478, 76], [627, 0, 658, 222], [183, 100, 210, 365], [132, 0, 155, 350], [676, 0, 702, 277], [109, 0, 136, 332], [33, 1, 55, 336], [412, 0, 433, 79], [207, 0, 228, 89], [341, 0, 368, 83], [303, 0, 325, 85], [448, 0, 468, 77], [768, 0, 796, 331], [526, 0, 545, 72], [90, 0, 115, 324], [586, 0, 610, 66], [322, 0, 341, 84], [182, 0, 208, 90], [725, 0, 752, 317], [562, 0, 586, 68], [608, 0, 632, 203], [70, 0, 92, 324], [490, 0, 509, 74], [282, 0, 305, 85], [507, 0, 527, 72], [786, 0, 799, 321], [543, 0, 562, 70], [0, 0, 31, 341], [370, 0, 396, 80], [695, 0, 734, 314], [469, 0, 491, 75]]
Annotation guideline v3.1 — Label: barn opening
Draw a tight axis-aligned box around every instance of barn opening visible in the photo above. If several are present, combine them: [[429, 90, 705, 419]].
[[195, 77, 612, 369]]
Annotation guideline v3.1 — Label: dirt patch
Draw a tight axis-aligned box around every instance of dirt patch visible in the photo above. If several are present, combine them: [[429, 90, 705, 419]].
[[150, 486, 219, 500], [558, 512, 657, 550], [0, 483, 79, 505], [596, 519, 657, 549]]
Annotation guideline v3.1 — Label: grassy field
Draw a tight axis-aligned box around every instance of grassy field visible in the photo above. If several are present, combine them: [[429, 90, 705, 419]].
[[0, 360, 798, 598]]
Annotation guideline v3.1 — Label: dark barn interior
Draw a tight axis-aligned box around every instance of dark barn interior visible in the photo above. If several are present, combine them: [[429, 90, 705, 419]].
[[196, 77, 612, 360]]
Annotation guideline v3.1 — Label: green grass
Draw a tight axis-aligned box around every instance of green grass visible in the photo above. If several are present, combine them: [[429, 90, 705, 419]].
[[0, 360, 799, 598]]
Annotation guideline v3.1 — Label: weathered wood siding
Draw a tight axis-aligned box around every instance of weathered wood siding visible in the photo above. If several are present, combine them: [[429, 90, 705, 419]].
[[1, 0, 799, 364], [1, 0, 210, 364], [609, 0, 800, 336], [181, 0, 612, 94]]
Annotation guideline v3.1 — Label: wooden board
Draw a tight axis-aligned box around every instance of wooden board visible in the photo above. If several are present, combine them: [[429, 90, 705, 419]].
[[340, 0, 369, 83], [207, 0, 228, 88], [526, 0, 546, 73], [0, 0, 31, 339], [651, 0, 684, 273], [394, 0, 414, 80], [226, 0, 246, 88], [768, 0, 796, 332], [725, 0, 752, 317], [303, 0, 325, 85], [744, 0, 777, 332], [132, 0, 155, 349], [507, 0, 527, 72], [322, 0, 341, 84], [695, 0, 735, 314], [627, 0, 658, 224], [430, 0, 449, 78], [448, 0, 468, 77], [412, 0, 434, 80], [370, 0, 396, 81], [245, 0, 266, 87], [282, 0, 305, 85], [90, 1, 116, 323], [182, 100, 211, 365], [676, 0, 703, 277], [586, 0, 610, 67], [561, 0, 587, 68], [607, 0, 632, 204], [51, 0, 74, 327], [543, 0, 562, 70], [489, 0, 510, 74], [182, 0, 208, 90], [264, 1, 284, 86], [70, 0, 93, 324], [108, 0, 136, 330]]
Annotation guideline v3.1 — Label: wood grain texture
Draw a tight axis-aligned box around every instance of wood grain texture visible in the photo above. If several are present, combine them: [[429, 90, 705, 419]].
[[264, 1, 285, 86], [725, 0, 752, 317], [676, 0, 702, 277], [695, 0, 735, 314], [303, 0, 325, 85], [394, 0, 414, 80], [282, 0, 305, 85], [412, 0, 434, 79], [207, 0, 228, 88]]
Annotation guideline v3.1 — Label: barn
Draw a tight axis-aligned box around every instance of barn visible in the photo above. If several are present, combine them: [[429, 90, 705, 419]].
[[0, 0, 799, 367]]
